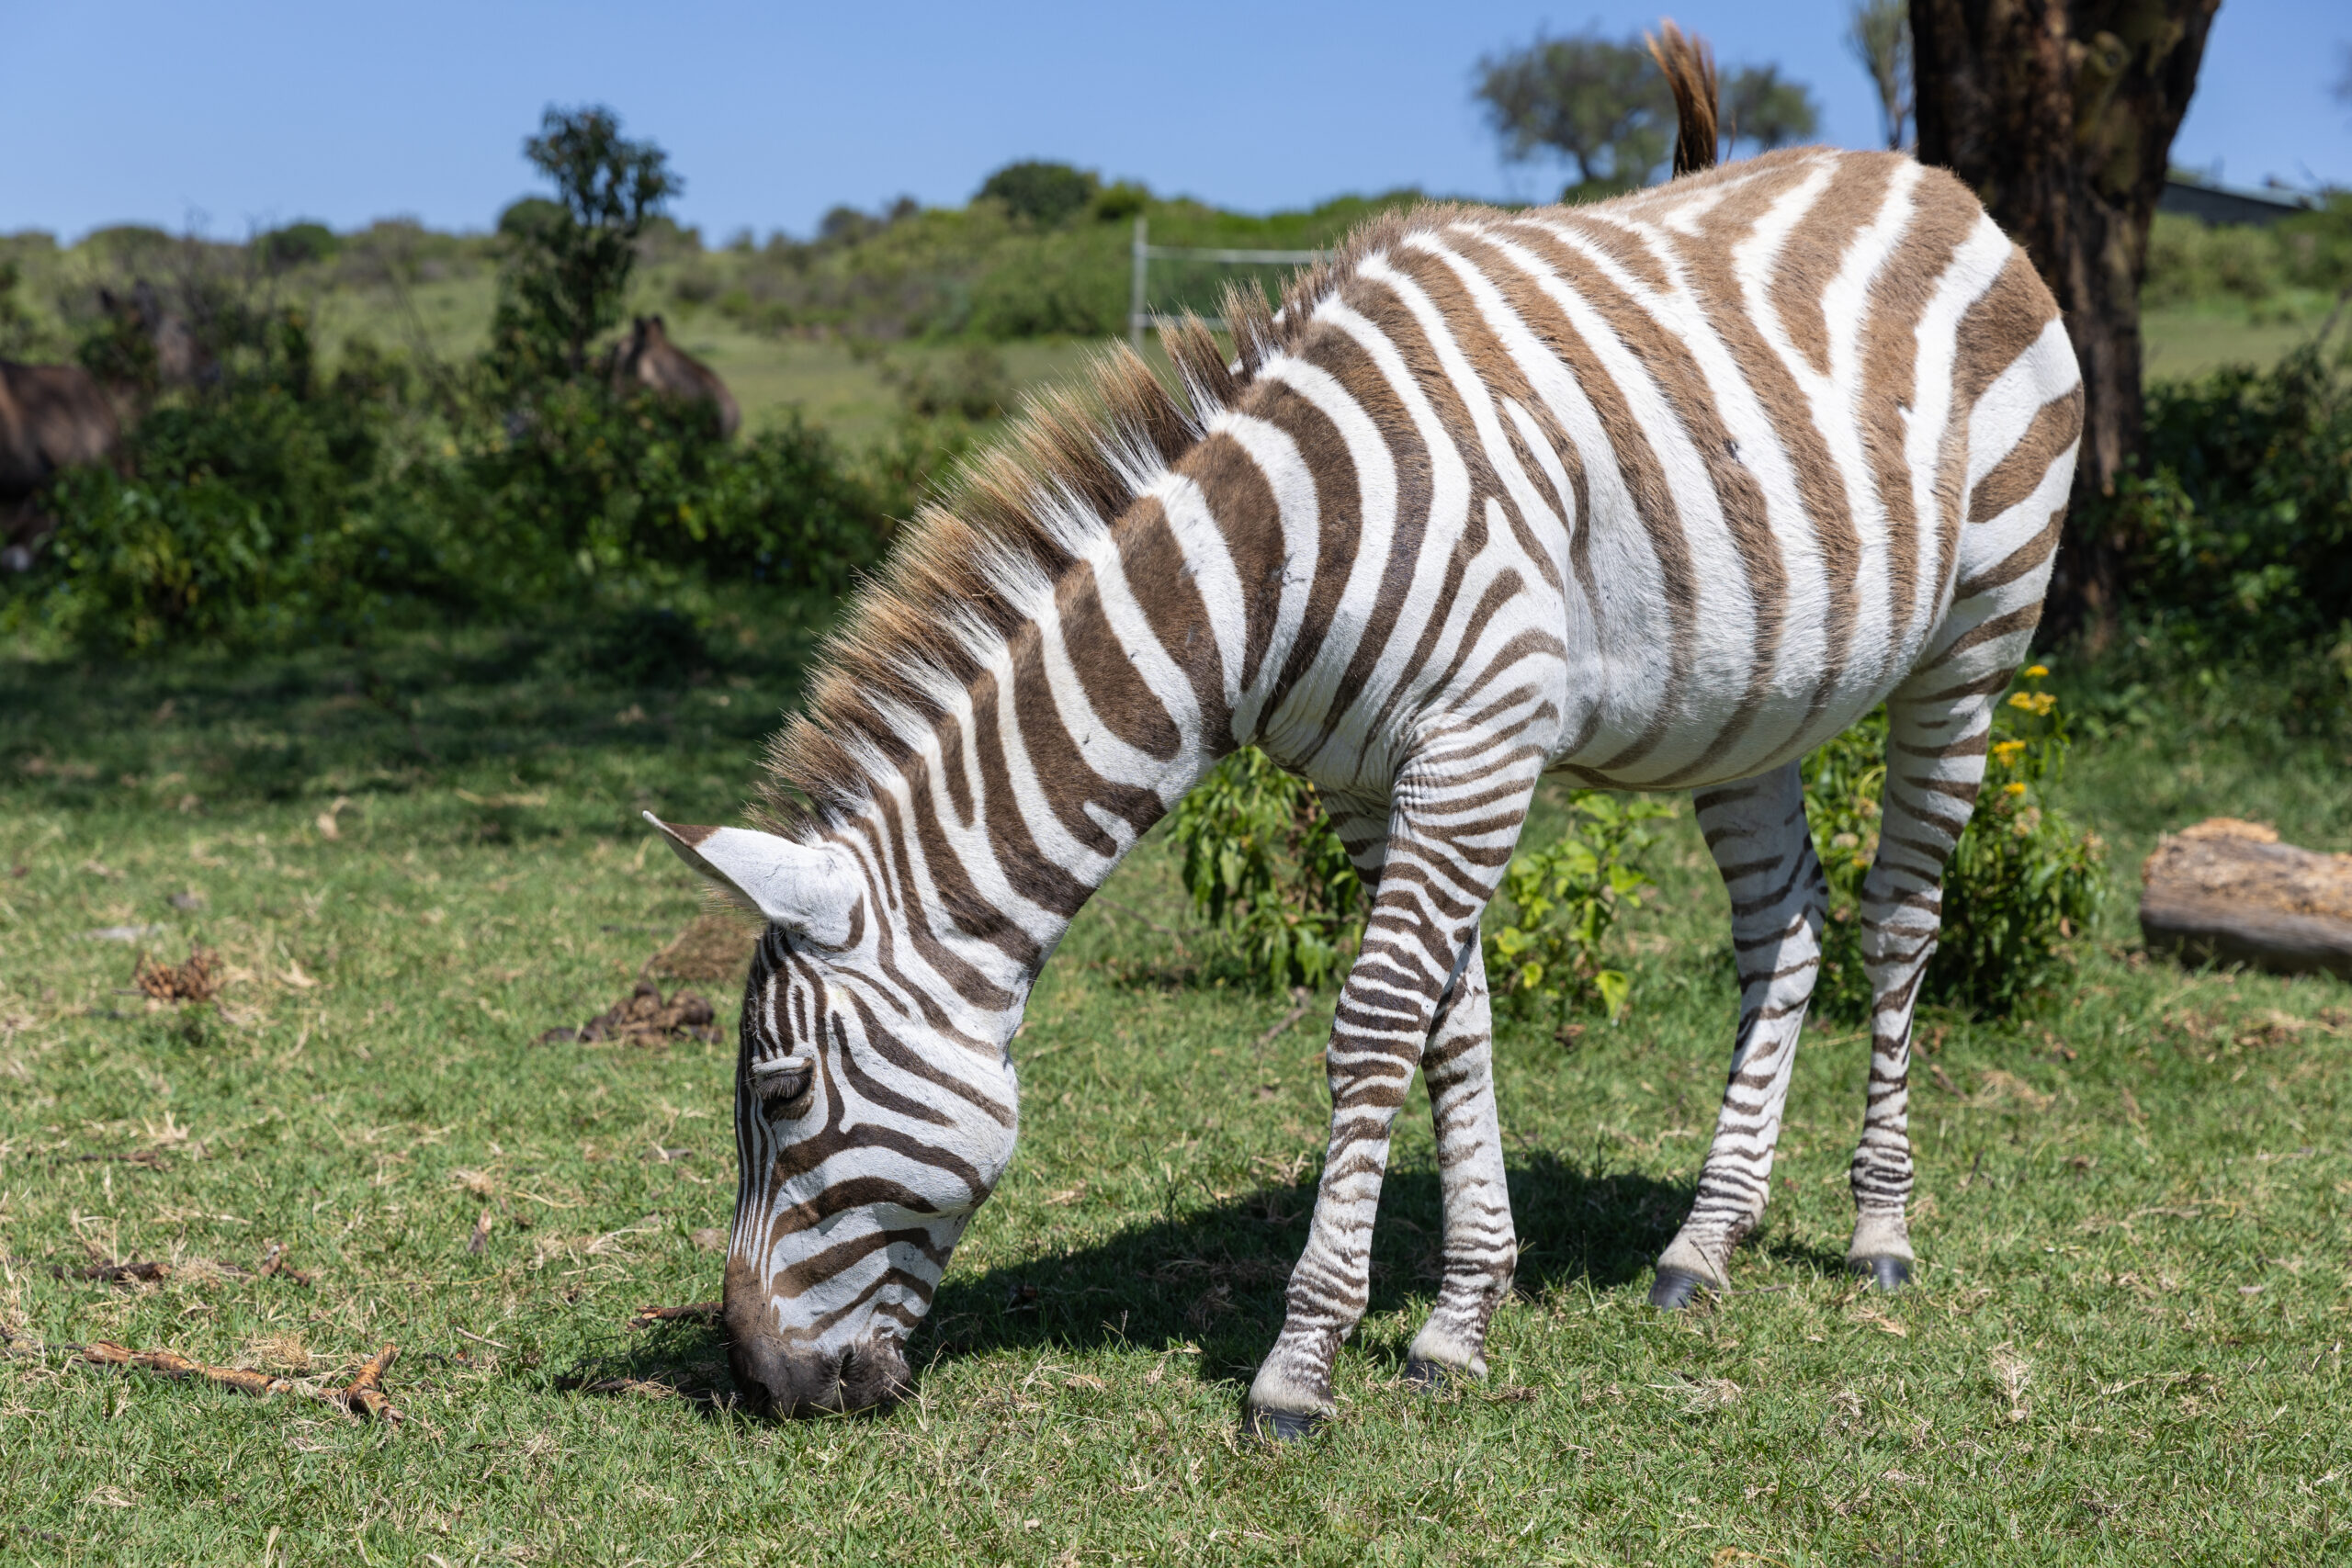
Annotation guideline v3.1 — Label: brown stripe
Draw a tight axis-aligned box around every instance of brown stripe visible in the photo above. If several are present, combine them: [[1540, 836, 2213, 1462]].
[[1857, 167, 1980, 651], [1187, 431, 1287, 694], [1054, 564, 1182, 761], [1485, 220, 1697, 771], [1968, 389, 2083, 524], [1112, 498, 1232, 747]]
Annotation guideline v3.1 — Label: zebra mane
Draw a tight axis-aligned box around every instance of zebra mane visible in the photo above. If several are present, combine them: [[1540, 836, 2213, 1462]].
[[755, 207, 1461, 837]]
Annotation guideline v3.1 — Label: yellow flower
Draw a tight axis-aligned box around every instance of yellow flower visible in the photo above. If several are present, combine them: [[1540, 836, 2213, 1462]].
[[1992, 739, 2027, 765], [2023, 664, 2049, 679], [2007, 691, 2057, 716], [2004, 780, 2027, 796]]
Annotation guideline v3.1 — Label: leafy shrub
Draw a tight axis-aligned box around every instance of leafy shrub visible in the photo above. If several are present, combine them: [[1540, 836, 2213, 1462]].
[[1170, 748, 1364, 990], [440, 386, 884, 598], [2108, 342, 2352, 653], [1804, 668, 2104, 1020], [2142, 200, 2352, 310], [5, 311, 402, 651], [1484, 793, 1674, 1025]]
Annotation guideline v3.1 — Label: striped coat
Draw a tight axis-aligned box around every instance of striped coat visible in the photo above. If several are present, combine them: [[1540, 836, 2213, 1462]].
[[649, 143, 2081, 1430]]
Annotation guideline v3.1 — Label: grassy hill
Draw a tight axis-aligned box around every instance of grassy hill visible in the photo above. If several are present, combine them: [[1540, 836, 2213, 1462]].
[[6, 193, 2346, 457]]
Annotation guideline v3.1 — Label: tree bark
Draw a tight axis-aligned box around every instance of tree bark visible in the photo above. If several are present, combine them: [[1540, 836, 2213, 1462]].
[[1911, 0, 2220, 643], [2139, 818, 2352, 978]]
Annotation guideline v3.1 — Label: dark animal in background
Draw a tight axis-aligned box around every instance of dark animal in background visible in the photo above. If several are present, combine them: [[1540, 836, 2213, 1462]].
[[609, 315, 740, 438], [0, 359, 118, 571]]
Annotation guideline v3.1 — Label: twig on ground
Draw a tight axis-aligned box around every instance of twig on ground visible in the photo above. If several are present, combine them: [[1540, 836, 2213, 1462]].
[[255, 1241, 312, 1285], [57, 1258, 171, 1283], [1253, 988, 1315, 1054], [71, 1149, 167, 1169], [79, 1341, 306, 1400], [467, 1211, 492, 1255], [627, 1302, 721, 1332], [341, 1343, 402, 1425]]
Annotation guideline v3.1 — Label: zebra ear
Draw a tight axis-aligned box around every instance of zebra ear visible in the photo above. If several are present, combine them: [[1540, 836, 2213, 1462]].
[[640, 813, 860, 947]]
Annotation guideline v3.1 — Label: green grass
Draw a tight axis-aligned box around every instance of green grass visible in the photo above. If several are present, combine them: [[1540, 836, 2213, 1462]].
[[2141, 301, 2346, 383], [298, 264, 1108, 446], [2, 620, 2348, 1563]]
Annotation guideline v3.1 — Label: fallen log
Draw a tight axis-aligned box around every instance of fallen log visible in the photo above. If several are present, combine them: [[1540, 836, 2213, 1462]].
[[2140, 818, 2352, 978]]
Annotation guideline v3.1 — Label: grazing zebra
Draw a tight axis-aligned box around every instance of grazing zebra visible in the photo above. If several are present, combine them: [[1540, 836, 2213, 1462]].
[[645, 127, 2080, 1433]]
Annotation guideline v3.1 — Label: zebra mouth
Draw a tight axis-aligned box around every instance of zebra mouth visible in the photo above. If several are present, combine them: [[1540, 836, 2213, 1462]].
[[728, 1333, 912, 1419]]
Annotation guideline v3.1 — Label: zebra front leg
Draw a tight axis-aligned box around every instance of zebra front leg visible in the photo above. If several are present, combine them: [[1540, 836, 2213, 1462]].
[[1403, 936, 1516, 1392], [1845, 678, 2003, 1290], [1245, 759, 1529, 1438], [1651, 763, 1826, 1308]]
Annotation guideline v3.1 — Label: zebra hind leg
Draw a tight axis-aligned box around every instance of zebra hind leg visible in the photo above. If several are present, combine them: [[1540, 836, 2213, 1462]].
[[1402, 938, 1516, 1393], [1845, 677, 2005, 1292], [1650, 763, 1826, 1309]]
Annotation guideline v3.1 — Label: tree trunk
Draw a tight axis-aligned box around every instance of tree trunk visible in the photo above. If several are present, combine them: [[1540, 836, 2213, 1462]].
[[1911, 0, 2220, 644]]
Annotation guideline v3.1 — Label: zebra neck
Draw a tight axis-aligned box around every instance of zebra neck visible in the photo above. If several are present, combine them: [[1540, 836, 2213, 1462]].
[[837, 451, 1288, 1018]]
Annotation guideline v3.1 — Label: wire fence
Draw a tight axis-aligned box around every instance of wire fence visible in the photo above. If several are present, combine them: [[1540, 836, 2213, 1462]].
[[1127, 218, 1329, 347]]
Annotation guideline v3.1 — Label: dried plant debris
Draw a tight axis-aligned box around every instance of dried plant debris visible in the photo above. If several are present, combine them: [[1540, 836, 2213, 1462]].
[[537, 982, 721, 1046], [80, 1341, 303, 1399], [71, 1148, 169, 1169], [59, 1258, 171, 1284], [134, 945, 220, 1004], [626, 1302, 721, 1332], [78, 1340, 403, 1424], [342, 1343, 402, 1424], [58, 1241, 310, 1288], [254, 1241, 312, 1285], [649, 913, 760, 982]]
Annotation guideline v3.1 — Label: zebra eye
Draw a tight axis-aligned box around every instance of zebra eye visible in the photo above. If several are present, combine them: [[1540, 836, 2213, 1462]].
[[749, 1058, 814, 1116]]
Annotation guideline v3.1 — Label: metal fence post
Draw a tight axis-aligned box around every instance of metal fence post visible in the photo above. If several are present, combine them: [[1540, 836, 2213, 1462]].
[[1129, 216, 1149, 349]]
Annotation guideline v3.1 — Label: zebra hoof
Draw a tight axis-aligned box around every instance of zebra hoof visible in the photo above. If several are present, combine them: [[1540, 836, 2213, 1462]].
[[1245, 1405, 1323, 1443], [1850, 1255, 1910, 1292], [1647, 1267, 1713, 1310], [1404, 1359, 1448, 1394]]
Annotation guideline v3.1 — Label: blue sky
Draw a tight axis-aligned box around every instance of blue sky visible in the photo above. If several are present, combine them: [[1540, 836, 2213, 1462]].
[[2, 0, 2345, 243]]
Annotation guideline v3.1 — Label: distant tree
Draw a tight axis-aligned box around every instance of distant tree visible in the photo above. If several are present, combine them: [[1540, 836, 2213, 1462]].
[[1848, 0, 1914, 150], [1723, 64, 1821, 153], [259, 221, 339, 271], [488, 106, 678, 386], [1914, 0, 2220, 641], [1476, 30, 1675, 199], [976, 161, 1101, 227]]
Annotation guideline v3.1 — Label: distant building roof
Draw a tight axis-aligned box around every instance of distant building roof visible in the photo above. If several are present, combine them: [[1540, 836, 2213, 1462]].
[[2160, 175, 2321, 228]]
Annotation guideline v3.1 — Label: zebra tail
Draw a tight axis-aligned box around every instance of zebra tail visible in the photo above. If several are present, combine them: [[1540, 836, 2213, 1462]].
[[1648, 20, 1721, 176]]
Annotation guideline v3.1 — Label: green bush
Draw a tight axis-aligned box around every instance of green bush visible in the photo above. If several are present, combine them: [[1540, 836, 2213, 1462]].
[[2142, 199, 2352, 310], [1804, 668, 2104, 1020], [1484, 793, 1674, 1026], [1170, 747, 1364, 991], [4, 315, 404, 651], [2108, 342, 2352, 654]]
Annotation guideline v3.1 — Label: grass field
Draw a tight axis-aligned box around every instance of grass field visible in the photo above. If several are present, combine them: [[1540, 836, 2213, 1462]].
[[2, 612, 2349, 1564]]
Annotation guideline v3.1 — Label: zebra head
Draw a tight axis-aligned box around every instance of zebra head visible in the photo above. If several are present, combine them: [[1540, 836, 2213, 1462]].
[[644, 814, 1019, 1416]]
